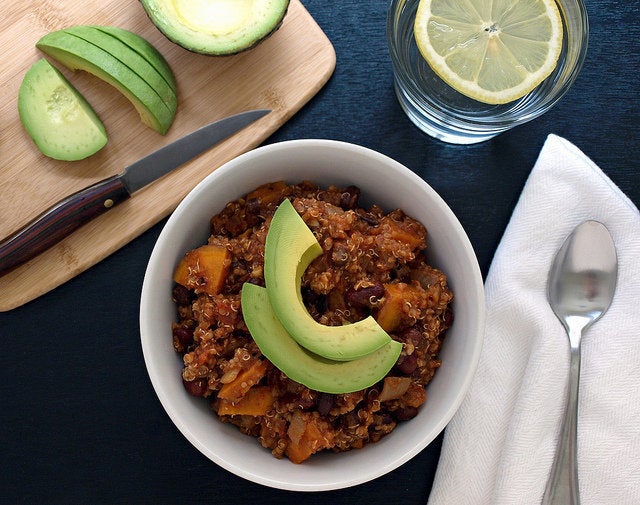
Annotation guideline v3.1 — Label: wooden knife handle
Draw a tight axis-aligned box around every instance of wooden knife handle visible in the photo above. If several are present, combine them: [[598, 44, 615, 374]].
[[0, 175, 130, 276]]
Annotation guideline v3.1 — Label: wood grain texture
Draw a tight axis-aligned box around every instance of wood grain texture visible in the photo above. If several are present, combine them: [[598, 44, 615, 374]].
[[0, 0, 335, 311]]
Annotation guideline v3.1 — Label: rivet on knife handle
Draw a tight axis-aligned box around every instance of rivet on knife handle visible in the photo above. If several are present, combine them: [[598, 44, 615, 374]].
[[0, 175, 129, 276]]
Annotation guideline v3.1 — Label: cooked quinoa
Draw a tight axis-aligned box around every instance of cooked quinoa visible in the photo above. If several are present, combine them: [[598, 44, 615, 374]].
[[171, 181, 453, 463]]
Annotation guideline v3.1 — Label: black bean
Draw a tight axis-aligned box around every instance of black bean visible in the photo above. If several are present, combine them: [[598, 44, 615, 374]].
[[172, 284, 192, 306], [396, 353, 418, 375], [380, 413, 394, 425], [331, 242, 350, 266], [398, 325, 422, 346], [357, 211, 379, 226], [339, 185, 360, 209], [173, 326, 194, 346], [302, 287, 327, 314], [395, 406, 419, 421], [317, 393, 335, 417], [297, 395, 316, 410], [245, 197, 261, 214], [345, 283, 385, 308], [183, 378, 207, 397], [443, 308, 454, 327]]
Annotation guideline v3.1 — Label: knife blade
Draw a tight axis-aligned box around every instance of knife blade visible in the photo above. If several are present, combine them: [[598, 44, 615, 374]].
[[0, 109, 270, 276]]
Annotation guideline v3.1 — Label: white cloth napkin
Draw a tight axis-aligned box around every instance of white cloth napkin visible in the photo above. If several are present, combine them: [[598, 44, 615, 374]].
[[428, 135, 640, 505]]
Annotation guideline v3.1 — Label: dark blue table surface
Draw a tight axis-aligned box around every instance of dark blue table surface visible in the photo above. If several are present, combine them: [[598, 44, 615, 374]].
[[2, 1, 638, 503]]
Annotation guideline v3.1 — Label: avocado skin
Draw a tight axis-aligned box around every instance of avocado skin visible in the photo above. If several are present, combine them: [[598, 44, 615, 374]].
[[264, 199, 395, 361], [241, 284, 402, 394], [139, 0, 290, 56]]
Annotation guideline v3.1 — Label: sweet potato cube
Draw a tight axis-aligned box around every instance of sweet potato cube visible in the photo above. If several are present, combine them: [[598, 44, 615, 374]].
[[304, 417, 325, 444], [285, 438, 313, 464], [245, 181, 288, 205], [376, 283, 407, 332], [218, 360, 268, 403], [285, 412, 331, 464], [217, 386, 274, 416], [379, 376, 412, 402], [173, 244, 230, 296], [377, 217, 424, 249]]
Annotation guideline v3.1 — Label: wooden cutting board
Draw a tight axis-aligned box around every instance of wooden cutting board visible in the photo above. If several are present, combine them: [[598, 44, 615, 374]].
[[0, 0, 335, 311]]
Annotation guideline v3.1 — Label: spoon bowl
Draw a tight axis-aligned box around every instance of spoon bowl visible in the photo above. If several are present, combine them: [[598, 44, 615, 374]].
[[543, 220, 618, 504]]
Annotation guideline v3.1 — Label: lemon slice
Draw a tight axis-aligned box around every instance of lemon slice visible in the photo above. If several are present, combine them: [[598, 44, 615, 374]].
[[414, 0, 564, 104]]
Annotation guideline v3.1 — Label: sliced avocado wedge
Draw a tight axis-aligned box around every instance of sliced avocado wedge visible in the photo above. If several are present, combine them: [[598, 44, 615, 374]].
[[18, 59, 107, 161], [36, 29, 176, 134], [140, 0, 290, 56], [61, 26, 177, 112], [241, 284, 402, 394], [264, 199, 395, 361], [95, 26, 177, 96]]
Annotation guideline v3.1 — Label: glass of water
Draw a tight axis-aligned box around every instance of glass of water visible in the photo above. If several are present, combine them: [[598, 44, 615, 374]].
[[387, 0, 589, 144]]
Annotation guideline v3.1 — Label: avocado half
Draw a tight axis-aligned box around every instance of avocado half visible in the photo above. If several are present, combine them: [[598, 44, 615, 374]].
[[139, 0, 290, 56]]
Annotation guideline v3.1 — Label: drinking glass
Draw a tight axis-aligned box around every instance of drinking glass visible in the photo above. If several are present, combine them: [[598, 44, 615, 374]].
[[387, 0, 589, 144]]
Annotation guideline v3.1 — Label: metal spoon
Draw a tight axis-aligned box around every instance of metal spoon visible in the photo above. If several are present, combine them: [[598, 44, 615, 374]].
[[542, 220, 618, 504]]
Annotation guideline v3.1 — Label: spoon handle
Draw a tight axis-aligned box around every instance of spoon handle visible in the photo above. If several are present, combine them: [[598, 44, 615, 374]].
[[542, 343, 581, 504]]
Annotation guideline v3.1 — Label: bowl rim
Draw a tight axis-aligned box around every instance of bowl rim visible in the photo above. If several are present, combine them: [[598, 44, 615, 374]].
[[140, 139, 485, 491]]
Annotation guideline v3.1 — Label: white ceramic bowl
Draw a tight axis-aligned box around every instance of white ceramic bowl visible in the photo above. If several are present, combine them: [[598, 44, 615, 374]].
[[140, 139, 485, 491]]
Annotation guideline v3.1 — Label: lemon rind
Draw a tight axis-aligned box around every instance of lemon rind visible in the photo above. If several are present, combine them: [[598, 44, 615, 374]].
[[414, 0, 564, 105]]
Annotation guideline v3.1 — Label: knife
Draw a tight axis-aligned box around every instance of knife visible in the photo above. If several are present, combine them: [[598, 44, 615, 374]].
[[0, 108, 270, 276]]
